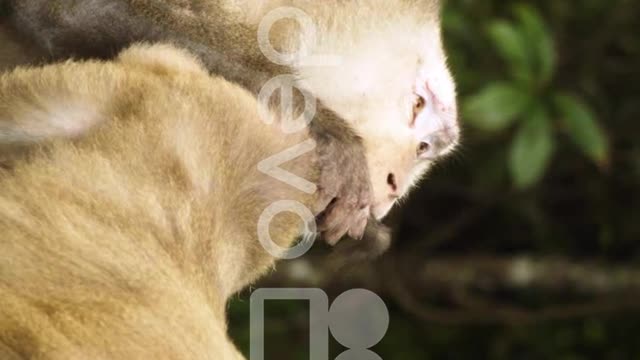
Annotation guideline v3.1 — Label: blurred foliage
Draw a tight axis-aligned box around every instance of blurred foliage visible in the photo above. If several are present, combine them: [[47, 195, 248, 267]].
[[0, 1, 8, 17], [229, 0, 640, 358], [431, 0, 639, 257], [462, 4, 609, 188]]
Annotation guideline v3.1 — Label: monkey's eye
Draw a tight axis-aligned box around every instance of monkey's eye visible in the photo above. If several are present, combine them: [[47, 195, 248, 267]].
[[413, 95, 427, 116], [410, 94, 428, 128], [417, 141, 431, 158]]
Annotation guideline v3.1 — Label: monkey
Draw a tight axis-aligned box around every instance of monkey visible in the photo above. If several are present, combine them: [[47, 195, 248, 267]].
[[0, 41, 455, 358], [2, 0, 459, 245]]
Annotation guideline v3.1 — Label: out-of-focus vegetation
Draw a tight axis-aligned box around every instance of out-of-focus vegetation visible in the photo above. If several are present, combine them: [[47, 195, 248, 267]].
[[230, 0, 640, 358], [461, 3, 608, 188]]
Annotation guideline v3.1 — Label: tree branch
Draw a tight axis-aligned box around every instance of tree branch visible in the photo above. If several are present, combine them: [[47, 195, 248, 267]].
[[258, 254, 640, 325]]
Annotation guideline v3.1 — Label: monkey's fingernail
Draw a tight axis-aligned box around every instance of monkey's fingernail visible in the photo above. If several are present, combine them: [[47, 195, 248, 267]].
[[324, 220, 351, 246], [325, 232, 342, 246], [348, 229, 364, 240], [348, 217, 368, 240]]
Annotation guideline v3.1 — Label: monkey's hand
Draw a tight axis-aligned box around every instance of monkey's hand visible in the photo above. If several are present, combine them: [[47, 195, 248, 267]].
[[329, 219, 392, 269], [311, 106, 373, 245]]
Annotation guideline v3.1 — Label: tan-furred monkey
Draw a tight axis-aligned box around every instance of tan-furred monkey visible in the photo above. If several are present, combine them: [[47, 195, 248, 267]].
[[0, 41, 455, 359], [3, 0, 460, 244]]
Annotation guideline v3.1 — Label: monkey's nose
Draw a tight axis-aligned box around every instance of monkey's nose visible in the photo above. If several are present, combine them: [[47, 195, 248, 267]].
[[387, 173, 399, 194], [417, 128, 459, 160]]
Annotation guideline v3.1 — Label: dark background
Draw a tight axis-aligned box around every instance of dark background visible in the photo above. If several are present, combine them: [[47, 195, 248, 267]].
[[229, 0, 640, 358]]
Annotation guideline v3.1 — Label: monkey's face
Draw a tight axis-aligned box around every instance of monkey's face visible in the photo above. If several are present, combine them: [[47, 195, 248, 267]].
[[297, 17, 459, 219], [361, 108, 458, 220]]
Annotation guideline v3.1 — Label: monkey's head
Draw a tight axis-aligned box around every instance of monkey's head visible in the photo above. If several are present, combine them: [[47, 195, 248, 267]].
[[296, 0, 460, 219]]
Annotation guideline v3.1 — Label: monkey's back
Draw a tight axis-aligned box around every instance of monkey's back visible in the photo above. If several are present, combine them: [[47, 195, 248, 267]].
[[0, 45, 315, 359]]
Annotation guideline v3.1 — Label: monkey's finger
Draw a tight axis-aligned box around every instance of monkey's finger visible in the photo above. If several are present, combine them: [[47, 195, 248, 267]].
[[315, 206, 336, 233], [316, 196, 357, 232], [323, 219, 351, 246], [347, 208, 369, 240], [314, 193, 337, 216]]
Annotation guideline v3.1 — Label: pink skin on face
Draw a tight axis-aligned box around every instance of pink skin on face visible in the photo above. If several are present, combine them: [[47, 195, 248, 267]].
[[371, 77, 459, 220], [413, 80, 458, 154]]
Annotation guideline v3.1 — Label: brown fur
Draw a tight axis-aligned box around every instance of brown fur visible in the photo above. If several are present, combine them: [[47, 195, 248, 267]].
[[0, 44, 317, 359], [0, 21, 45, 72]]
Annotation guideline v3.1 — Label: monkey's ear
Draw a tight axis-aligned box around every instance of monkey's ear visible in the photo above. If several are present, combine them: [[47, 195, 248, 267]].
[[117, 43, 207, 76]]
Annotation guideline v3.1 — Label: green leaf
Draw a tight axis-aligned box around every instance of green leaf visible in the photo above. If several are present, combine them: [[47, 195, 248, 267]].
[[487, 20, 532, 84], [554, 94, 609, 166], [513, 4, 557, 84], [463, 83, 531, 132], [509, 107, 555, 188], [442, 10, 468, 36]]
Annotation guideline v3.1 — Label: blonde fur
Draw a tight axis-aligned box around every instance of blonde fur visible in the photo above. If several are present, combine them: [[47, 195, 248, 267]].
[[226, 0, 458, 218], [0, 0, 460, 355], [0, 44, 316, 359], [4, 0, 459, 243]]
